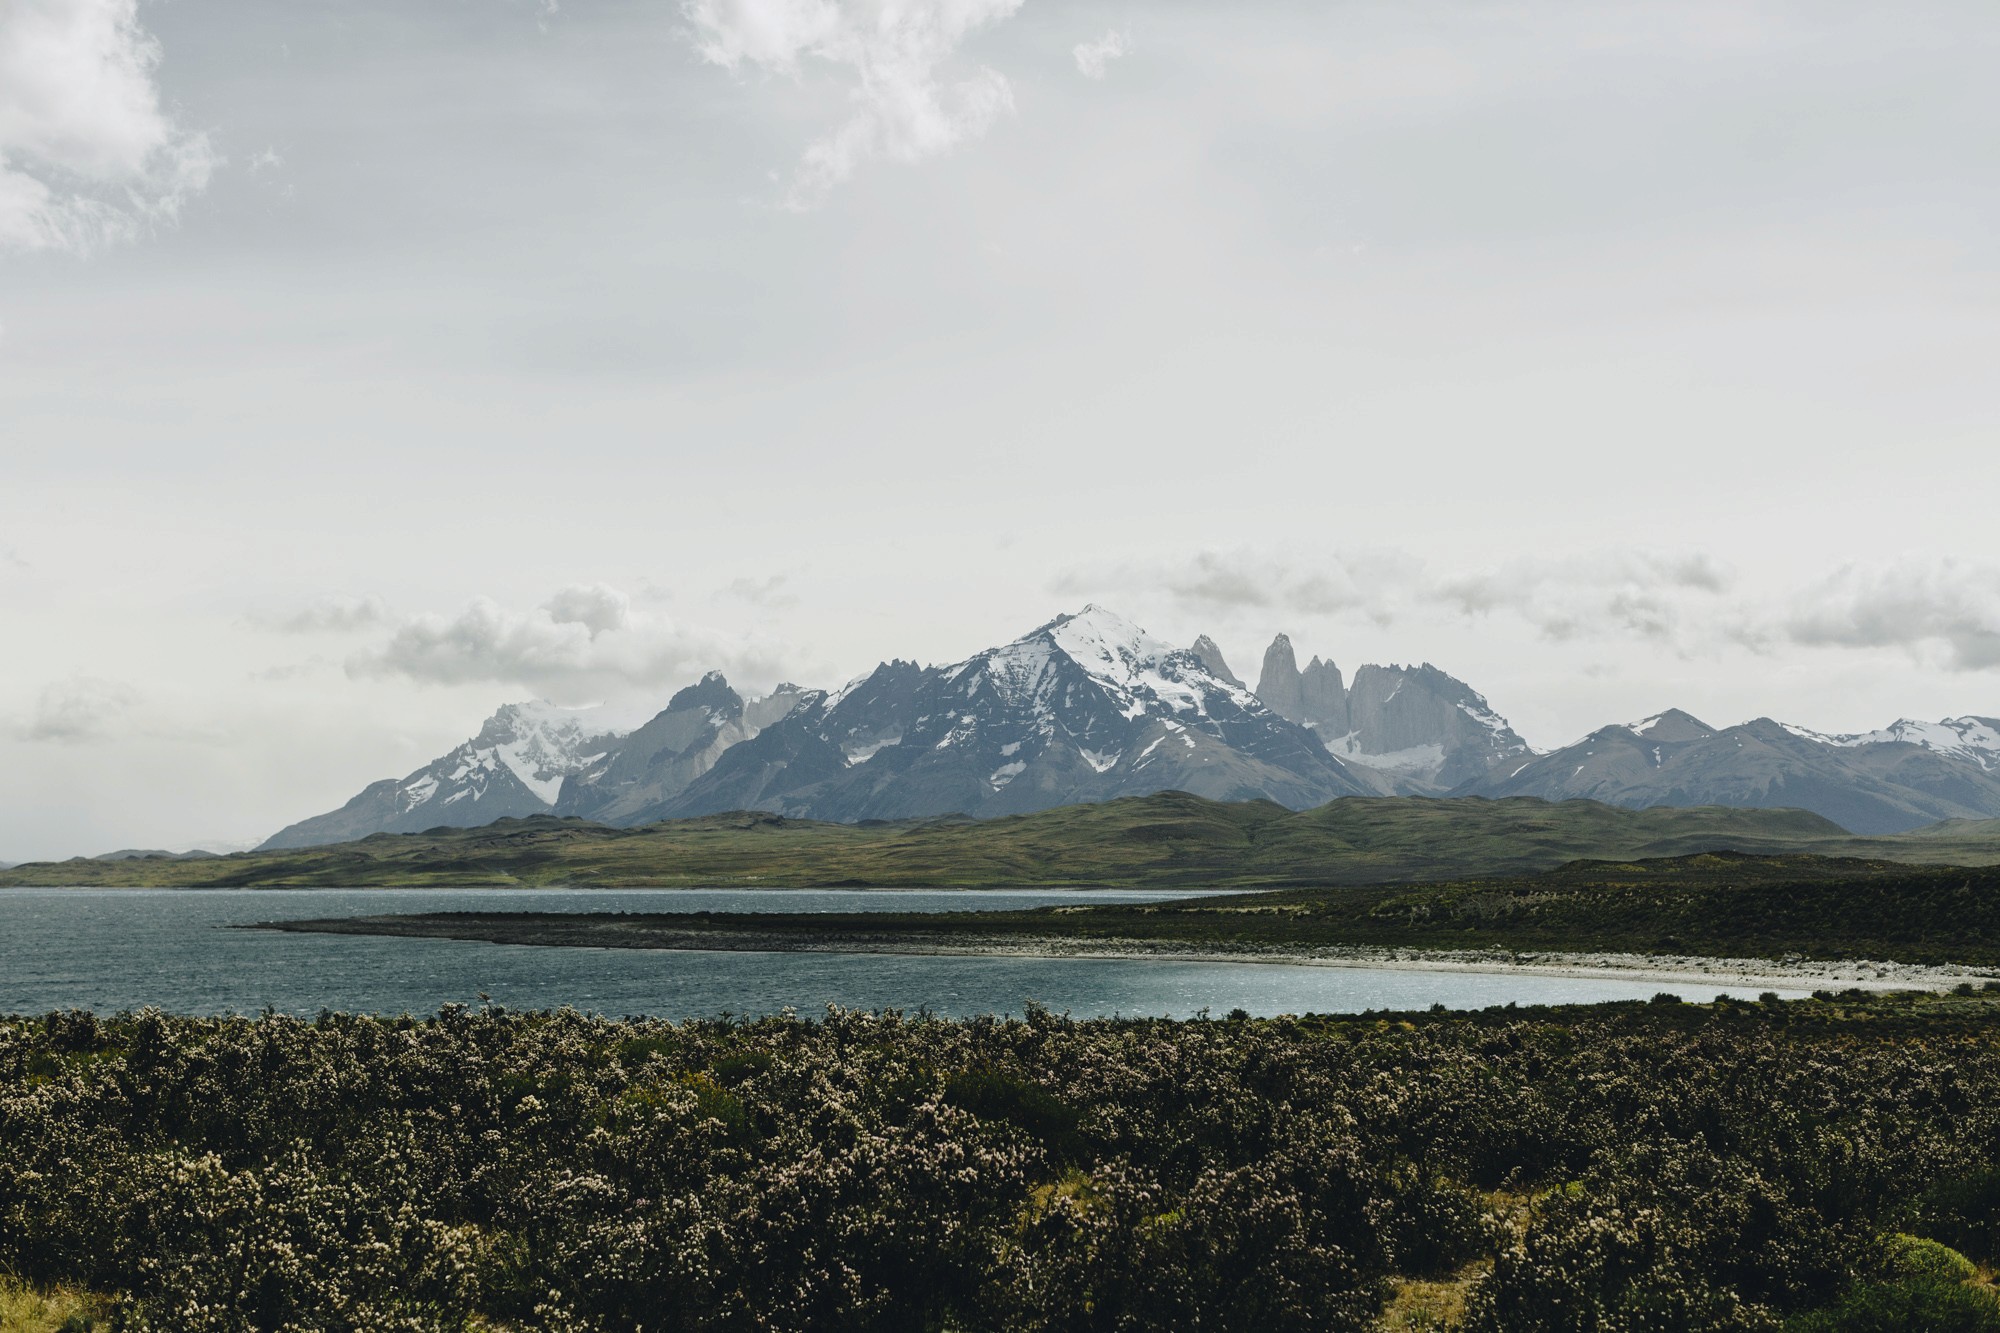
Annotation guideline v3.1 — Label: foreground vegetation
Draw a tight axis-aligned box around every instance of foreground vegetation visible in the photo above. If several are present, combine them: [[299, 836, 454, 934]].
[[8, 792, 2000, 889], [274, 852, 2000, 969], [7, 992, 2000, 1330]]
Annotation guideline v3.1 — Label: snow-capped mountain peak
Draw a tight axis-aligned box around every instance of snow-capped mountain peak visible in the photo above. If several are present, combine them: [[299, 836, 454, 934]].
[[1036, 604, 1252, 719], [261, 683, 757, 850], [623, 607, 1369, 824], [478, 703, 630, 802], [1617, 709, 1716, 744], [405, 700, 631, 810], [1819, 716, 2000, 769]]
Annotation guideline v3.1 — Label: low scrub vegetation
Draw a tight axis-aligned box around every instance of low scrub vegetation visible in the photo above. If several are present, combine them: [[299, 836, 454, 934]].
[[306, 852, 2000, 967], [5, 992, 2000, 1329]]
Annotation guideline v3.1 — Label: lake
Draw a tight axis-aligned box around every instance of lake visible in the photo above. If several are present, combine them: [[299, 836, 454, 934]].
[[0, 887, 1809, 1018]]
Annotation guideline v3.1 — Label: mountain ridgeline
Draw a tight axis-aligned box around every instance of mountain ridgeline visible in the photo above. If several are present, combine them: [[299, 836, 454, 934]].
[[259, 605, 2000, 849]]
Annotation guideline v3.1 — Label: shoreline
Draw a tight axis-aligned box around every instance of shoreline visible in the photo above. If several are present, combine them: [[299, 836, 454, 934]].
[[255, 916, 1996, 993], [767, 940, 1987, 992]]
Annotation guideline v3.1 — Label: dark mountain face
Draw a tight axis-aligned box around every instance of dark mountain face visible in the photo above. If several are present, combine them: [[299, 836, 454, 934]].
[[640, 607, 1372, 824], [260, 702, 620, 850], [1253, 637, 1531, 793], [260, 680, 807, 851], [551, 672, 762, 824], [1468, 712, 2000, 834]]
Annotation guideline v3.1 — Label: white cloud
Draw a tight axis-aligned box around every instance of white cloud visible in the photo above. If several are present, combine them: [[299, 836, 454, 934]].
[[1429, 553, 1735, 643], [1066, 547, 2000, 675], [541, 582, 631, 636], [1072, 28, 1127, 79], [1060, 548, 1737, 645], [716, 573, 798, 608], [1786, 558, 2000, 671], [0, 0, 216, 253], [19, 676, 139, 742], [682, 0, 1024, 208], [345, 583, 794, 699], [249, 594, 391, 635], [1055, 549, 1410, 621]]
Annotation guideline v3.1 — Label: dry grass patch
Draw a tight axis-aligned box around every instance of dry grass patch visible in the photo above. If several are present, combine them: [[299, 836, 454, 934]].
[[0, 1278, 110, 1332], [1376, 1259, 1491, 1331], [1374, 1190, 1530, 1330]]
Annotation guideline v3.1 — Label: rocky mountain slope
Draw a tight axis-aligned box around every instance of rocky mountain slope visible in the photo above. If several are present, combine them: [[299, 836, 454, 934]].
[[1252, 635, 1533, 791], [549, 673, 805, 825], [261, 682, 803, 850], [640, 607, 1373, 823], [1468, 710, 2000, 834], [261, 701, 628, 849]]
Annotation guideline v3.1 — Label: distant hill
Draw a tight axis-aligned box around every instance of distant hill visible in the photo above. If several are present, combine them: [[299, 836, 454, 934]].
[[7, 792, 1999, 890]]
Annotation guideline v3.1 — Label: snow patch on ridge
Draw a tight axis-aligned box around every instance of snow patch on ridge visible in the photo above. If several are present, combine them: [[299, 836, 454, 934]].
[[1079, 747, 1120, 773], [988, 761, 1027, 788], [844, 738, 899, 767], [1322, 732, 1447, 780]]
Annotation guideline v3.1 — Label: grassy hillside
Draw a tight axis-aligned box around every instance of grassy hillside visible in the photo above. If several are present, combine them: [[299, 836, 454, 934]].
[[7, 791, 2000, 890]]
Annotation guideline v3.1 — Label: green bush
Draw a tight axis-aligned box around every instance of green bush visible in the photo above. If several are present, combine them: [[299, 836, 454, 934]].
[[944, 1066, 1083, 1156], [1882, 1232, 1977, 1284], [1788, 1279, 2000, 1332], [1916, 1168, 2000, 1262]]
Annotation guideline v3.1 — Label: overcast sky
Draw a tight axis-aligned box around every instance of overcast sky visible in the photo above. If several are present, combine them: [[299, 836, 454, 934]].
[[1, 0, 1996, 860]]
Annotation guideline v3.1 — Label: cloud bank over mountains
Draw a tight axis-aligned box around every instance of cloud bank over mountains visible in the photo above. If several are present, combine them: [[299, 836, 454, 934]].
[[334, 583, 795, 703], [1064, 550, 2000, 674], [1786, 560, 2000, 671]]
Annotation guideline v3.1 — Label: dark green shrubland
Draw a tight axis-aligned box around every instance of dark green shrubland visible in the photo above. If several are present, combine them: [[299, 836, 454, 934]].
[[4, 992, 2000, 1329]]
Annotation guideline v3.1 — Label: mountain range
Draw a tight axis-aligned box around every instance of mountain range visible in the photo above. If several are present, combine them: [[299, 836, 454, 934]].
[[1481, 711, 2000, 835], [259, 605, 2000, 848]]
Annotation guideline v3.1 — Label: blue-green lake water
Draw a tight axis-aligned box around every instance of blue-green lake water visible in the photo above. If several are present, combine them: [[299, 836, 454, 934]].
[[0, 887, 1807, 1018]]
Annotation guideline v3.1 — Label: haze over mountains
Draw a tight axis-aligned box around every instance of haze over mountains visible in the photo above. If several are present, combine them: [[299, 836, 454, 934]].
[[260, 606, 2000, 849]]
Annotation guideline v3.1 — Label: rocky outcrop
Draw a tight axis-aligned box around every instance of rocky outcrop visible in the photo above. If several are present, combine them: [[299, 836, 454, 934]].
[[1190, 635, 1244, 689], [1253, 638, 1528, 792]]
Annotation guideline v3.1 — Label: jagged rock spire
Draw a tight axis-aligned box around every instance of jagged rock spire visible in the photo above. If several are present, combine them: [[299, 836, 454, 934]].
[[1191, 635, 1243, 689]]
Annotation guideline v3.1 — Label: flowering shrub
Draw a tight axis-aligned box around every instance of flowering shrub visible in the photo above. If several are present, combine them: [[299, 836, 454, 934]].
[[3, 996, 2000, 1329]]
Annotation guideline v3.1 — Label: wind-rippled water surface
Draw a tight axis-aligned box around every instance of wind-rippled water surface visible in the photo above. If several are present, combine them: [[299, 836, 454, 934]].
[[0, 887, 1807, 1018]]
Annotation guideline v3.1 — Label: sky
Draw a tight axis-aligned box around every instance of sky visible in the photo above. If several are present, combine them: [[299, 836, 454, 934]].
[[0, 0, 1996, 860]]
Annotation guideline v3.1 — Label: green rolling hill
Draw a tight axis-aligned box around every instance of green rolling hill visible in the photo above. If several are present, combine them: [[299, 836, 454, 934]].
[[7, 792, 2000, 890]]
